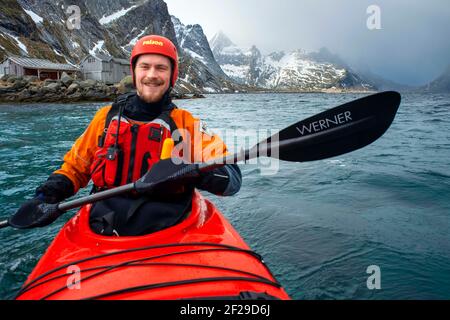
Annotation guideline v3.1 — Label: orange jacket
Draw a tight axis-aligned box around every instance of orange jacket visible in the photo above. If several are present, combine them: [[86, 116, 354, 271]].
[[54, 105, 228, 194]]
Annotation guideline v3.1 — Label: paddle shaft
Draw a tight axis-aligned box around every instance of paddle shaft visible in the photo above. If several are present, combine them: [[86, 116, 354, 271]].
[[58, 183, 135, 212]]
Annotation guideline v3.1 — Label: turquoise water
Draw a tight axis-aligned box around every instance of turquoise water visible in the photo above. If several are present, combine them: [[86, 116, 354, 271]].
[[0, 93, 449, 299]]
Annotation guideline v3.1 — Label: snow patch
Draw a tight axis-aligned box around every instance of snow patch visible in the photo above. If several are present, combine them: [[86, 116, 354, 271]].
[[7, 33, 28, 54], [129, 30, 146, 47], [180, 74, 190, 82], [24, 9, 44, 24], [53, 49, 64, 57], [89, 40, 105, 55], [203, 87, 216, 93], [185, 49, 206, 64], [221, 64, 249, 80], [99, 5, 138, 25], [221, 46, 250, 57]]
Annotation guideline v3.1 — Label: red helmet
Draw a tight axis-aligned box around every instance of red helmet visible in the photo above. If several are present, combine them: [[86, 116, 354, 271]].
[[130, 35, 179, 87]]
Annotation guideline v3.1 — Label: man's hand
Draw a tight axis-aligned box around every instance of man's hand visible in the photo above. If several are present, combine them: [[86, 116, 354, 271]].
[[9, 198, 64, 229], [134, 159, 202, 195]]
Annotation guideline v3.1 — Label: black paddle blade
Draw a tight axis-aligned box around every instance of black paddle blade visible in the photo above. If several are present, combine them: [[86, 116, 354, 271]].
[[256, 91, 401, 162], [0, 220, 9, 229]]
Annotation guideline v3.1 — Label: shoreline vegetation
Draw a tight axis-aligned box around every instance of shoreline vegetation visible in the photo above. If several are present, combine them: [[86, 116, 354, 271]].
[[0, 73, 377, 104]]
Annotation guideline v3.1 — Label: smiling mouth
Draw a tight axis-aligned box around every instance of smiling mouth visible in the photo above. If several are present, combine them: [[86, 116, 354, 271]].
[[143, 82, 162, 87]]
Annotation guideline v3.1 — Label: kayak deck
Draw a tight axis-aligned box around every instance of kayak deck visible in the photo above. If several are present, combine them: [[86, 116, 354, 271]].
[[16, 192, 290, 300]]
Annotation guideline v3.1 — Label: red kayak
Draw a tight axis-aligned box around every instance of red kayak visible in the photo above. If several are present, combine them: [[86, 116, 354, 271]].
[[16, 191, 290, 300]]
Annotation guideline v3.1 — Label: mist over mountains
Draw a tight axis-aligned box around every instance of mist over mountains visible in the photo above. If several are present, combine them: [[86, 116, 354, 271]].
[[0, 0, 448, 93]]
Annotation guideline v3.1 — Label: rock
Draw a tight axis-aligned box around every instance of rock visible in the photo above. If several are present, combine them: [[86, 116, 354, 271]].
[[96, 84, 108, 93], [66, 83, 80, 94], [85, 89, 100, 97], [104, 85, 118, 96], [7, 76, 22, 83], [171, 92, 188, 99], [192, 93, 205, 98], [29, 86, 40, 94], [117, 76, 134, 94], [23, 75, 39, 83], [1, 74, 10, 81], [11, 80, 28, 91], [0, 87, 15, 94], [80, 79, 97, 89], [44, 82, 61, 92], [60, 72, 73, 87], [66, 91, 83, 101], [43, 79, 58, 85], [17, 89, 32, 101]]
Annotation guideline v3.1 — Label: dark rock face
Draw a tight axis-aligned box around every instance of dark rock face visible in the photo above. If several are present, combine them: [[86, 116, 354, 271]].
[[1, 0, 174, 64], [84, 0, 145, 20], [172, 16, 227, 79], [107, 0, 177, 53], [0, 0, 37, 37], [172, 16, 242, 94]]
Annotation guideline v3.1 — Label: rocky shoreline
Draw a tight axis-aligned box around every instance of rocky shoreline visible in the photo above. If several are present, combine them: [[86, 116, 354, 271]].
[[0, 74, 205, 103], [0, 73, 378, 104]]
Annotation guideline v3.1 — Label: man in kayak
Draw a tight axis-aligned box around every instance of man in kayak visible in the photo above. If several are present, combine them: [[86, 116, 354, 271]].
[[16, 35, 242, 236]]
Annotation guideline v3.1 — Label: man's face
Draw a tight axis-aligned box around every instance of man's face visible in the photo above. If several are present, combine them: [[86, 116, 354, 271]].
[[134, 54, 172, 103]]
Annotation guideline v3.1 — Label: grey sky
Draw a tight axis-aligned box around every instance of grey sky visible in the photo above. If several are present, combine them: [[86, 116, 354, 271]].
[[165, 0, 450, 86]]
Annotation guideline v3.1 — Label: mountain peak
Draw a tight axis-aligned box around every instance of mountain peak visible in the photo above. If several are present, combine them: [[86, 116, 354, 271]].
[[308, 47, 348, 68], [210, 31, 235, 54]]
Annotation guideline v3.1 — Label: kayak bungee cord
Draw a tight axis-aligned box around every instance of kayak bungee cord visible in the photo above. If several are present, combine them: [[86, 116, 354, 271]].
[[15, 242, 272, 298], [81, 277, 282, 301], [36, 248, 281, 300], [23, 247, 278, 300], [18, 261, 274, 298]]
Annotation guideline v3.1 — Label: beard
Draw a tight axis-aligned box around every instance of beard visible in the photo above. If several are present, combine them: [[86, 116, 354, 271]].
[[137, 78, 168, 103]]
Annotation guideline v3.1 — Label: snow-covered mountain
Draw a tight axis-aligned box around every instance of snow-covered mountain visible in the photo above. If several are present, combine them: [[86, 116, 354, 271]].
[[210, 31, 374, 91], [0, 1, 393, 94], [171, 16, 239, 93]]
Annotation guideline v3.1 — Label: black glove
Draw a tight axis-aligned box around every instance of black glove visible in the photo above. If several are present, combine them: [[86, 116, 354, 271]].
[[9, 198, 64, 229], [197, 164, 242, 196], [134, 159, 202, 195], [35, 174, 75, 204]]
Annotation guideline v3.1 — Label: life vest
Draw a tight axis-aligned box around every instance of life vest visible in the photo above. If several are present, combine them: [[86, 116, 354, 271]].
[[90, 94, 180, 189]]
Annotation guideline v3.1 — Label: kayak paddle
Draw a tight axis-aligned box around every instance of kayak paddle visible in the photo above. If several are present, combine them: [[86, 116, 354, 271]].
[[0, 91, 401, 230]]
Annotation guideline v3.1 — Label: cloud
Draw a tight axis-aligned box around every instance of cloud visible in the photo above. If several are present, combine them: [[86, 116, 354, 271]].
[[165, 0, 450, 85]]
